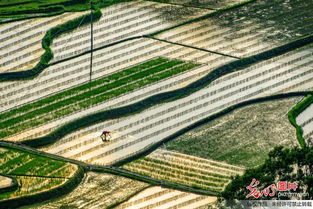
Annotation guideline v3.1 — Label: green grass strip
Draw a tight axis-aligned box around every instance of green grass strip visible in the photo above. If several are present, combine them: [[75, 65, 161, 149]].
[[0, 146, 67, 177], [1, 58, 177, 126], [0, 154, 29, 173], [7, 158, 47, 175], [18, 34, 313, 148], [288, 94, 313, 148], [0, 57, 168, 120], [0, 59, 199, 138]]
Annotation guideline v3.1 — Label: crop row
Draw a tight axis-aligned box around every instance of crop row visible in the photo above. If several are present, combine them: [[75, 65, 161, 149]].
[[0, 145, 82, 206], [43, 64, 219, 154], [0, 11, 88, 73], [1, 39, 221, 142], [0, 58, 199, 138], [116, 186, 216, 209], [1, 37, 208, 112], [125, 157, 231, 183], [296, 102, 313, 143], [1, 57, 169, 121], [150, 149, 244, 173], [123, 159, 229, 189], [157, 0, 313, 57], [50, 0, 208, 62], [123, 157, 230, 183], [52, 2, 153, 47], [41, 43, 313, 165], [0, 176, 66, 201], [0, 146, 76, 178]]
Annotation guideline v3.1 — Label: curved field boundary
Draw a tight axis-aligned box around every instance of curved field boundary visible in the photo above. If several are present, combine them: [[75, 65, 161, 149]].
[[0, 58, 199, 139], [111, 91, 311, 167], [0, 0, 131, 24], [0, 0, 257, 82], [19, 34, 313, 148], [0, 168, 84, 209], [1, 93, 310, 197], [0, 9, 101, 82], [0, 155, 84, 209], [0, 141, 217, 196], [0, 174, 18, 194], [106, 186, 152, 209], [288, 94, 313, 148]]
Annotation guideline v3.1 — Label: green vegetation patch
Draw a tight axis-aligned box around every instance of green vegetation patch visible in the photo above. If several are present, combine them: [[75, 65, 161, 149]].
[[0, 0, 132, 23], [122, 155, 241, 192], [221, 146, 313, 202], [288, 94, 313, 148], [163, 97, 302, 168], [0, 145, 76, 199], [0, 57, 199, 139], [0, 146, 75, 178]]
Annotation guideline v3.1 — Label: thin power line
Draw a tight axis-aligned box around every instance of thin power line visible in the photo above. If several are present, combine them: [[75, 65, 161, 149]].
[[90, 0, 93, 84]]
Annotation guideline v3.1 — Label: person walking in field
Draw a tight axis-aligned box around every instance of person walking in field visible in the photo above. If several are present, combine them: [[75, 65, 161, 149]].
[[100, 131, 111, 141]]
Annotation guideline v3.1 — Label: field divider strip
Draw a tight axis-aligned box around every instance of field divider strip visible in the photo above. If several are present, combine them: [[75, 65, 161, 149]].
[[288, 94, 313, 148], [145, 0, 216, 10], [4, 173, 70, 179], [0, 141, 218, 196], [0, 0, 256, 82], [145, 36, 241, 59], [48, 35, 144, 66], [0, 58, 174, 125], [0, 92, 312, 196], [15, 34, 313, 148]]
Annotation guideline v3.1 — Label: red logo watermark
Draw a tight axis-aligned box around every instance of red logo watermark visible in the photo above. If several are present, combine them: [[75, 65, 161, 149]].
[[246, 179, 298, 199]]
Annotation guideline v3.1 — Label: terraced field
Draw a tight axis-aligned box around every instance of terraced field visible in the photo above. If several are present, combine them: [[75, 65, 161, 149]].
[[296, 103, 313, 145], [156, 0, 313, 57], [40, 43, 313, 166], [116, 186, 217, 209], [123, 149, 244, 192], [0, 57, 199, 139], [0, 11, 88, 73], [50, 0, 210, 62], [1, 41, 233, 142], [0, 145, 79, 202], [163, 97, 301, 168], [1, 0, 312, 207]]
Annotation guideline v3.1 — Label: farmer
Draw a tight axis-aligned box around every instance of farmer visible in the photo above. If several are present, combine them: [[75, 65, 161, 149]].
[[100, 131, 111, 141]]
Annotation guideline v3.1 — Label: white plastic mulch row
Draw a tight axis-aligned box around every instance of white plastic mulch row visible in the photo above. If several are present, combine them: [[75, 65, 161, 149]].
[[0, 175, 12, 189], [156, 0, 313, 58], [149, 149, 244, 175], [123, 149, 244, 191], [0, 11, 88, 73], [296, 104, 313, 141], [50, 0, 210, 62], [115, 186, 217, 209], [0, 0, 210, 108], [1, 38, 235, 141], [41, 46, 313, 165]]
